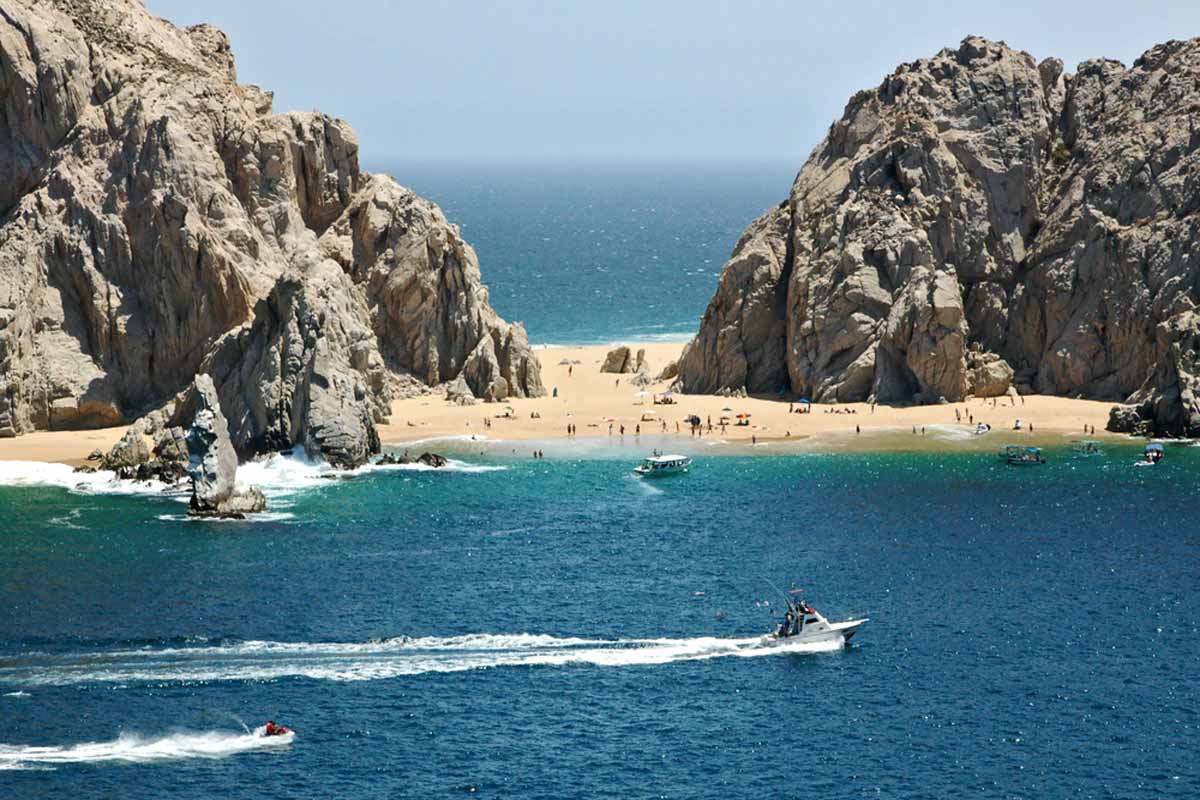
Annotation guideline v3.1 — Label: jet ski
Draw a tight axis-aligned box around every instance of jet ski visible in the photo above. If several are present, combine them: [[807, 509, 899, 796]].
[[761, 594, 867, 647], [262, 721, 293, 737]]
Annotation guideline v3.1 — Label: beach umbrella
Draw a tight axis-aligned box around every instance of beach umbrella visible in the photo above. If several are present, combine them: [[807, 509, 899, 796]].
[[798, 398, 811, 404], [722, 406, 733, 412]]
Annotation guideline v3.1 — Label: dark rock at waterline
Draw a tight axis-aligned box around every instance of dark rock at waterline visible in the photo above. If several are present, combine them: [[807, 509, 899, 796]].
[[416, 452, 449, 468], [1106, 404, 1153, 436], [186, 375, 267, 517], [100, 428, 150, 471]]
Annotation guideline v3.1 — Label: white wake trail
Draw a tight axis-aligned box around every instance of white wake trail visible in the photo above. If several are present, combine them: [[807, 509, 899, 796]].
[[0, 727, 292, 770], [0, 633, 845, 686]]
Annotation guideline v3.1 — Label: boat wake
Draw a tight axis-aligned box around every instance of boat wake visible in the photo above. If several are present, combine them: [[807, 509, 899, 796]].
[[0, 633, 844, 686], [0, 727, 292, 770]]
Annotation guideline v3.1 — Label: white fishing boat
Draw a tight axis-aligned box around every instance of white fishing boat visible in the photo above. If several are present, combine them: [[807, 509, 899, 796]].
[[632, 452, 692, 476], [761, 595, 867, 647]]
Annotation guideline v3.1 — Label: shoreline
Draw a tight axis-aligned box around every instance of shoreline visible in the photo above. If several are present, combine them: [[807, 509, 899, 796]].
[[0, 343, 1130, 467]]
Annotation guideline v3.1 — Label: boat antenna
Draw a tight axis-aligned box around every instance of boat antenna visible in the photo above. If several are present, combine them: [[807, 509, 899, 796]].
[[762, 576, 795, 614]]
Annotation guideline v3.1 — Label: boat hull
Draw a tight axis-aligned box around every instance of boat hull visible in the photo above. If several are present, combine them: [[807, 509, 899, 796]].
[[760, 618, 867, 648]]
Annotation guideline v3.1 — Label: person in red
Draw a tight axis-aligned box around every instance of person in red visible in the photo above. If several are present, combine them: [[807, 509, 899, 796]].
[[264, 720, 291, 736]]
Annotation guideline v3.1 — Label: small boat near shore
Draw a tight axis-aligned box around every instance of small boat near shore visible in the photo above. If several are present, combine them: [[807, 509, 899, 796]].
[[633, 452, 692, 477], [1071, 440, 1102, 458], [1137, 442, 1165, 466], [1000, 444, 1045, 465]]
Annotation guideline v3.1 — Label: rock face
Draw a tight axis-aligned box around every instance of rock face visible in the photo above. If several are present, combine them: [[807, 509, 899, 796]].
[[679, 36, 1200, 435], [185, 374, 264, 517], [0, 0, 542, 461], [601, 346, 633, 373]]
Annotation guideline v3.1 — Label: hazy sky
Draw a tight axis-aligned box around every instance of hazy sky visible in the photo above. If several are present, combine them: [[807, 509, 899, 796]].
[[146, 0, 1200, 164]]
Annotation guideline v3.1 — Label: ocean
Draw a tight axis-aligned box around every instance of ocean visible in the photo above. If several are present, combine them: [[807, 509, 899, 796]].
[[380, 161, 794, 344], [1, 165, 1196, 799], [1, 439, 1197, 798]]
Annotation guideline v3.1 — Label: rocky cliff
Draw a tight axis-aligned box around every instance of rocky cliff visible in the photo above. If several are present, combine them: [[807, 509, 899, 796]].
[[0, 0, 543, 465], [678, 36, 1200, 436]]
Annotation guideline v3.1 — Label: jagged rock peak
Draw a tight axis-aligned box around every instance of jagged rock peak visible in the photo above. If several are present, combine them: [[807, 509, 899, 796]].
[[0, 0, 543, 464], [679, 35, 1200, 435]]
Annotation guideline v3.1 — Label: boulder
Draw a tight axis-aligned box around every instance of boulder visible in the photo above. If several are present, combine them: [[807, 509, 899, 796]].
[[416, 452, 448, 468], [153, 427, 190, 463], [100, 428, 151, 472], [601, 346, 633, 374]]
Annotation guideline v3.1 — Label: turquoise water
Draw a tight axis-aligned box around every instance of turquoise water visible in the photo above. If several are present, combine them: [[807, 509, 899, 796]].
[[1, 441, 1197, 797], [380, 161, 793, 344]]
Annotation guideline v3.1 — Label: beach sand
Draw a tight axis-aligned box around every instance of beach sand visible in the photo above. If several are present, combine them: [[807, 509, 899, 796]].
[[0, 427, 130, 467], [379, 342, 1117, 453], [0, 343, 1119, 466]]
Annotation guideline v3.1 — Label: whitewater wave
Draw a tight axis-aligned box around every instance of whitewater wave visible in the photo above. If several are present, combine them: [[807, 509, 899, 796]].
[[0, 632, 844, 686], [0, 727, 292, 770], [154, 512, 297, 524], [0, 450, 504, 502], [236, 451, 506, 498], [0, 461, 176, 496]]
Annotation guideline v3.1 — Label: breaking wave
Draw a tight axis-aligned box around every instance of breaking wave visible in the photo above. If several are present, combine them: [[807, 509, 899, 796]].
[[0, 451, 505, 501], [0, 461, 176, 496], [0, 727, 292, 770], [0, 632, 844, 686]]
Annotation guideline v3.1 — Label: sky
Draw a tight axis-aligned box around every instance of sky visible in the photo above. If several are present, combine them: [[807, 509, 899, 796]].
[[145, 0, 1200, 165]]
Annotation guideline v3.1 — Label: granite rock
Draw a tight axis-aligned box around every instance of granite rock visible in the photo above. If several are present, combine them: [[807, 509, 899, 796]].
[[679, 36, 1200, 434], [0, 0, 542, 462]]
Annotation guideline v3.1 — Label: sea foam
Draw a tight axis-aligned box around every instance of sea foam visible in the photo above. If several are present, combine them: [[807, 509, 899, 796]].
[[0, 727, 291, 770], [0, 633, 845, 686]]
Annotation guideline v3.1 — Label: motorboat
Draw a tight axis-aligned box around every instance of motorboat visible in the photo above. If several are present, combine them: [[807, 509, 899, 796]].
[[633, 452, 692, 476], [761, 596, 867, 648], [1139, 442, 1165, 465], [1000, 444, 1045, 465], [1071, 439, 1102, 458], [974, 422, 992, 435]]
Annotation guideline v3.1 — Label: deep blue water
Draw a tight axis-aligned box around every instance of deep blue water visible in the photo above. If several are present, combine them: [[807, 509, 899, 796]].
[[1, 442, 1197, 797], [375, 161, 793, 344]]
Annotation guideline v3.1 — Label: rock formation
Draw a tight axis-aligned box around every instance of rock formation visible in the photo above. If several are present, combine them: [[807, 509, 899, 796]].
[[678, 36, 1200, 435], [185, 374, 264, 517], [601, 346, 634, 373], [0, 0, 542, 465]]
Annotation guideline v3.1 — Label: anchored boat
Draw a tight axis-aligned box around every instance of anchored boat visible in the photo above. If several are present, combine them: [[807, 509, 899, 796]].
[[1071, 439, 1102, 458], [1000, 444, 1045, 465], [633, 452, 692, 477]]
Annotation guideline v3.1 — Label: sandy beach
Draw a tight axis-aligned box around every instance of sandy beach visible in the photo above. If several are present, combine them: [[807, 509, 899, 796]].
[[0, 342, 1120, 466], [379, 342, 1117, 452]]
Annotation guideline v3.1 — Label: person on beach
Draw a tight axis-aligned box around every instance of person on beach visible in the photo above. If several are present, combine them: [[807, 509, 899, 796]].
[[752, 435, 756, 445], [856, 425, 860, 434], [608, 423, 613, 436], [635, 424, 640, 436], [620, 425, 625, 436], [568, 365, 573, 376]]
